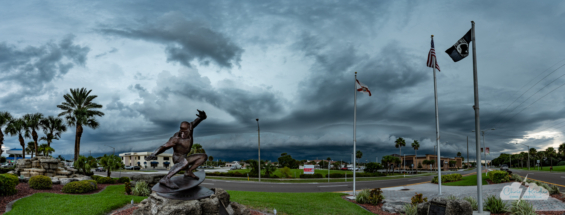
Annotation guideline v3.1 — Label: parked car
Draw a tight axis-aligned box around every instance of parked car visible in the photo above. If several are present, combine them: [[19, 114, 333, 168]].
[[340, 167, 348, 170], [1, 163, 13, 168], [500, 164, 508, 171], [125, 166, 140, 170], [230, 165, 241, 170], [95, 167, 105, 172]]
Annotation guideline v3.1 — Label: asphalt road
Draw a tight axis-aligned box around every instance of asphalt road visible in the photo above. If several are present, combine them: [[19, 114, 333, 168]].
[[511, 168, 565, 191]]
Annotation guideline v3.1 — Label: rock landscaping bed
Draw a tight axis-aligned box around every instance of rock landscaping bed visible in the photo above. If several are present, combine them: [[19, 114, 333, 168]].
[[341, 195, 396, 215]]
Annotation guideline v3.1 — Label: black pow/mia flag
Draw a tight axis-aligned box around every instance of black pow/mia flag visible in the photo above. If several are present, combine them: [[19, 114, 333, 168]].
[[445, 29, 472, 62]]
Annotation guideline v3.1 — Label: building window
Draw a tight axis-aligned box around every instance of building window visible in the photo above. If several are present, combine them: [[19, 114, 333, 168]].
[[164, 157, 170, 161], [138, 156, 140, 160]]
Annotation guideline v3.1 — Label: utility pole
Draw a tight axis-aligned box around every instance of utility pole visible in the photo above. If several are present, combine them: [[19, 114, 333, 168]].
[[467, 136, 469, 165], [256, 118, 260, 182]]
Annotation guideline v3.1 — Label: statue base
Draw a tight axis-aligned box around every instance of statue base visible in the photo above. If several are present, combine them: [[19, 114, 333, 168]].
[[133, 188, 250, 215]]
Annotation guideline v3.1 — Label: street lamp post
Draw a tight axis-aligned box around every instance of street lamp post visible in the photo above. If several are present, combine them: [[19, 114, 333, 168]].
[[256, 119, 260, 182], [472, 128, 495, 169]]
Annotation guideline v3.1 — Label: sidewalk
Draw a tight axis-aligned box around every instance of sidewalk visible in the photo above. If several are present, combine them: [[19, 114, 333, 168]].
[[343, 183, 565, 211]]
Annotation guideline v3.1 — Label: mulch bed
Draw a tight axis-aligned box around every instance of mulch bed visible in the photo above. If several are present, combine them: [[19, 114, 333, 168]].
[[0, 182, 122, 214], [341, 195, 397, 215]]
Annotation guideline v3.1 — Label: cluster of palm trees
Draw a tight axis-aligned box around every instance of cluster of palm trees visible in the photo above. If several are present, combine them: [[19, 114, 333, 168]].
[[394, 137, 420, 169], [494, 143, 565, 168], [0, 88, 104, 161]]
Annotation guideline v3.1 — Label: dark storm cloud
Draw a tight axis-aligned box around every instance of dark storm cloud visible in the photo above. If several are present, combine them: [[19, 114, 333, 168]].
[[99, 12, 243, 69]]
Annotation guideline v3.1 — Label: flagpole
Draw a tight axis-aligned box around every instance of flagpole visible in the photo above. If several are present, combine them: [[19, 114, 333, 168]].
[[431, 35, 442, 195], [353, 71, 357, 196], [471, 20, 484, 214]]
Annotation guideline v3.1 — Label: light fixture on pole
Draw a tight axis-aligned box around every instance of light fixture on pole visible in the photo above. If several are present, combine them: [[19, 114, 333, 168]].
[[256, 118, 260, 182]]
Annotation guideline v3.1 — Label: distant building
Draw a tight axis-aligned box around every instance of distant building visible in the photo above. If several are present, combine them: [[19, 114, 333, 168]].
[[387, 154, 463, 170], [118, 152, 173, 169], [4, 148, 31, 162]]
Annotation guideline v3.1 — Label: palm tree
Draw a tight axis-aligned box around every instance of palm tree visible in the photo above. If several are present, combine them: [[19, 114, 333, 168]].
[[457, 152, 462, 157], [208, 156, 214, 167], [23, 113, 44, 157], [411, 140, 420, 172], [38, 143, 55, 156], [356, 150, 362, 163], [545, 147, 557, 166], [558, 143, 565, 159], [57, 88, 104, 161], [74, 155, 98, 175], [99, 154, 123, 177], [5, 118, 28, 157], [39, 116, 67, 147], [26, 141, 36, 158], [395, 137, 406, 169], [381, 155, 394, 174], [529, 148, 537, 167], [0, 112, 13, 156]]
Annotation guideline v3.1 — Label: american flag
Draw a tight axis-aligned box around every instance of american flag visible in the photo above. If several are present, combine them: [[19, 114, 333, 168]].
[[427, 37, 441, 71]]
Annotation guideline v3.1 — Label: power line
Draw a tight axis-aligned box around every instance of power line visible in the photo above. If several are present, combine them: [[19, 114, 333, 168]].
[[492, 60, 565, 128]]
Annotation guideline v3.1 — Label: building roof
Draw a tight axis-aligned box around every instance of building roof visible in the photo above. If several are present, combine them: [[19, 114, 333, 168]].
[[118, 152, 172, 157]]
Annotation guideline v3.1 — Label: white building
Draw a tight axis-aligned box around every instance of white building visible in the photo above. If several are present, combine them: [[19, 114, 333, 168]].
[[119, 152, 173, 169]]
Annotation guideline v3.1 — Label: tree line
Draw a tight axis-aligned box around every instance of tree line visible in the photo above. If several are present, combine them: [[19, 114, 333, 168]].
[[491, 143, 565, 168]]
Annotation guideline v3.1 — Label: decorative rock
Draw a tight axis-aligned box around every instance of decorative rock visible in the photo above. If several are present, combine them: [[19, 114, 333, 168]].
[[51, 177, 60, 184], [49, 163, 58, 169], [45, 173, 54, 177], [130, 174, 167, 187], [7, 171, 15, 175], [416, 197, 472, 215], [60, 178, 79, 185], [78, 176, 93, 181], [21, 172, 30, 177], [382, 200, 407, 214], [211, 188, 230, 207], [18, 177, 29, 183], [200, 196, 220, 214], [32, 161, 40, 168], [230, 202, 251, 215]]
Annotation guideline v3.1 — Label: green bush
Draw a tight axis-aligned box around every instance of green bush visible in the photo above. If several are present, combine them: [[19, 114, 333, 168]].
[[355, 189, 370, 204], [511, 173, 522, 182], [132, 181, 151, 196], [510, 200, 536, 215], [368, 188, 385, 205], [125, 182, 132, 195], [62, 180, 98, 194], [463, 196, 478, 210], [118, 177, 130, 183], [555, 161, 565, 166], [487, 170, 510, 183], [446, 195, 458, 200], [29, 175, 52, 189], [483, 195, 508, 213], [403, 204, 417, 215], [549, 185, 562, 195], [280, 167, 292, 178], [0, 173, 19, 196], [0, 167, 15, 174], [431, 173, 462, 183], [411, 193, 427, 205], [299, 173, 323, 178], [96, 176, 116, 184], [91, 175, 101, 181]]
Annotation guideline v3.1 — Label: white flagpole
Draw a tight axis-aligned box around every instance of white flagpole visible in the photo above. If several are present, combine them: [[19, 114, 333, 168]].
[[432, 35, 442, 195], [353, 71, 357, 196]]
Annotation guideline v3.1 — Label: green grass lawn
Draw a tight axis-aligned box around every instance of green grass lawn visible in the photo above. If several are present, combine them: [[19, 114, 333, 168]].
[[6, 185, 147, 215], [227, 191, 373, 215], [443, 173, 488, 186], [512, 165, 565, 172], [208, 173, 435, 183], [228, 168, 357, 178]]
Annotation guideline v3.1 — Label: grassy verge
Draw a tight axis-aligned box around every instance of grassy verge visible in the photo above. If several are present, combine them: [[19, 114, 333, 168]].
[[512, 165, 565, 172], [228, 190, 373, 215], [6, 185, 147, 215], [442, 173, 488, 186], [226, 168, 416, 178], [113, 170, 158, 172], [208, 173, 436, 183]]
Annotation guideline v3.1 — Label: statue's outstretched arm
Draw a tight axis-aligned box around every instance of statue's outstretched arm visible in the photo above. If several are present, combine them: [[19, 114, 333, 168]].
[[147, 138, 175, 160], [191, 109, 207, 128]]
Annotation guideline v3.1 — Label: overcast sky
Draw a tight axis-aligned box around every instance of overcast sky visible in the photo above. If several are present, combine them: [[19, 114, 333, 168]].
[[1, 1, 565, 163]]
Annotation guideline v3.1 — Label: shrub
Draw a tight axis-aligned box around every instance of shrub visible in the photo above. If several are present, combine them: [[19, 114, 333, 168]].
[[549, 185, 562, 195], [125, 182, 132, 195], [403, 203, 417, 215], [29, 175, 52, 189], [325, 173, 344, 178], [280, 167, 292, 178], [355, 189, 370, 204], [555, 161, 565, 166], [62, 180, 98, 194], [510, 200, 536, 215], [446, 195, 458, 200], [0, 173, 19, 196], [132, 181, 151, 196], [431, 173, 462, 183], [511, 173, 522, 182], [91, 175, 101, 181], [118, 177, 131, 183], [411, 193, 428, 205], [483, 195, 508, 213], [96, 176, 116, 184], [299, 173, 323, 178], [0, 167, 15, 174], [368, 188, 385, 205], [463, 196, 478, 210], [487, 170, 510, 183]]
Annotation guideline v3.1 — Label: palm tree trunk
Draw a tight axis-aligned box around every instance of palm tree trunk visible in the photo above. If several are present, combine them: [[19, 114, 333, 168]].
[[107, 169, 111, 177], [0, 131, 4, 156], [75, 124, 83, 161], [32, 129, 39, 157], [19, 134, 25, 159]]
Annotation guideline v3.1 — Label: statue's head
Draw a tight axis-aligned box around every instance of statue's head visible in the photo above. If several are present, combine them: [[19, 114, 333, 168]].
[[179, 121, 190, 138]]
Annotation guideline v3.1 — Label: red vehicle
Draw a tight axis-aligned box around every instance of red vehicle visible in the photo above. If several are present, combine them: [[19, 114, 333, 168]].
[[340, 167, 348, 170]]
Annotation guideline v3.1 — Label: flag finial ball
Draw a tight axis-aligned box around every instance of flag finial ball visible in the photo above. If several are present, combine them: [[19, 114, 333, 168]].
[[355, 72, 357, 74], [431, 35, 434, 37]]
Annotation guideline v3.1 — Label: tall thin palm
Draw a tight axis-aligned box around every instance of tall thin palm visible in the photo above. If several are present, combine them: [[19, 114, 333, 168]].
[[529, 148, 537, 167], [0, 112, 13, 155], [38, 143, 55, 156], [5, 118, 28, 157], [23, 113, 44, 156], [558, 143, 565, 158], [395, 137, 406, 171], [57, 88, 104, 161], [40, 116, 67, 147], [411, 140, 420, 172], [545, 147, 557, 166], [26, 141, 36, 158]]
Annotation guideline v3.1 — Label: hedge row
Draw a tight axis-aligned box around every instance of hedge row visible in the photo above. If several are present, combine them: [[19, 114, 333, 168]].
[[487, 170, 510, 183], [431, 173, 462, 183], [205, 172, 280, 178]]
